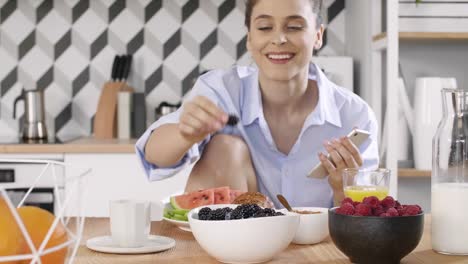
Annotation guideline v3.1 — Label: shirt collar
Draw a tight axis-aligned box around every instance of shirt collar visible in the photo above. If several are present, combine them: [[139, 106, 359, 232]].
[[240, 67, 262, 126], [240, 63, 342, 128], [311, 63, 342, 128]]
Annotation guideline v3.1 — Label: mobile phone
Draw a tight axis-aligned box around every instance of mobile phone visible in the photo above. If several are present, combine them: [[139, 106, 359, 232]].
[[307, 129, 370, 179]]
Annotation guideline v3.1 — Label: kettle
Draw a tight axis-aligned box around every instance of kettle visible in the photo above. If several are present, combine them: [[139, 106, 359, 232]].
[[155, 101, 181, 121], [13, 89, 48, 139]]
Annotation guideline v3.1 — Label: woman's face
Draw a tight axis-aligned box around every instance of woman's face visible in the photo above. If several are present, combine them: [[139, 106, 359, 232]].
[[247, 0, 324, 81]]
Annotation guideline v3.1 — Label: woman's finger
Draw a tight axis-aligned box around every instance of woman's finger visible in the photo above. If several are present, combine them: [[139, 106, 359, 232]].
[[178, 123, 196, 136], [186, 103, 222, 131], [194, 96, 228, 123], [340, 136, 363, 167], [181, 112, 209, 132], [318, 152, 336, 175], [330, 139, 359, 168], [324, 140, 346, 170]]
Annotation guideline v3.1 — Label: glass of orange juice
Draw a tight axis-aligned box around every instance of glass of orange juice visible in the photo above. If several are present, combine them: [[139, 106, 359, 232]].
[[343, 168, 390, 202]]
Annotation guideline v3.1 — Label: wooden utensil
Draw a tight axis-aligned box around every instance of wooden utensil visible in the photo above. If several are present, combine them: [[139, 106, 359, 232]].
[[94, 55, 122, 139], [277, 194, 293, 212]]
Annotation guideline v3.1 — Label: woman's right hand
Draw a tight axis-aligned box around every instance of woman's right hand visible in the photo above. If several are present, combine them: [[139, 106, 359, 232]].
[[178, 95, 228, 143]]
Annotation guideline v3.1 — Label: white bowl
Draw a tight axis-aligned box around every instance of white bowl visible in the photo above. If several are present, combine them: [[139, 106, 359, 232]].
[[284, 207, 329, 245], [188, 204, 300, 263]]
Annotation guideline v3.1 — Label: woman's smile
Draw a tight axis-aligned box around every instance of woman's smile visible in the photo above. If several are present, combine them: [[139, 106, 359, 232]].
[[266, 52, 296, 64]]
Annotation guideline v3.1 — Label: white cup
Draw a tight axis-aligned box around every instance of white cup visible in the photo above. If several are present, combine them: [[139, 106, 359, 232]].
[[109, 200, 159, 248]]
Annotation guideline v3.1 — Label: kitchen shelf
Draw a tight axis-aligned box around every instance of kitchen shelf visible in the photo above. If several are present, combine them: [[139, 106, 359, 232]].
[[373, 32, 468, 44], [398, 168, 431, 178], [0, 137, 137, 153]]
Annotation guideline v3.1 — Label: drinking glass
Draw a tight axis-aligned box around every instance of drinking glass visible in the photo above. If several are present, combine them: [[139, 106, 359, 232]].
[[342, 168, 390, 202]]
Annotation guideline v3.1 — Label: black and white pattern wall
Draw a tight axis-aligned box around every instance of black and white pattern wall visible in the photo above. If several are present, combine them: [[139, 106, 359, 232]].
[[0, 0, 345, 139]]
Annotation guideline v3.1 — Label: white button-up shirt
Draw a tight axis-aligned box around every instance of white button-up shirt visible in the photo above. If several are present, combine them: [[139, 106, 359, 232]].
[[136, 63, 379, 208]]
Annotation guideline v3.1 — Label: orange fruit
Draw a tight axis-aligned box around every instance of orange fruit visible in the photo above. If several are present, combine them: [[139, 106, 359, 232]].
[[0, 198, 24, 264], [17, 206, 68, 264]]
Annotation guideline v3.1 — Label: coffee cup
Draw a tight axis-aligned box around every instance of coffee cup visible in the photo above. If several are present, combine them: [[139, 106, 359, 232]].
[[109, 200, 161, 248]]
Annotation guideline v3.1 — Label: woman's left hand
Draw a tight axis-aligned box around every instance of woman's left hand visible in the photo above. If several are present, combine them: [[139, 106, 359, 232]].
[[318, 136, 363, 193]]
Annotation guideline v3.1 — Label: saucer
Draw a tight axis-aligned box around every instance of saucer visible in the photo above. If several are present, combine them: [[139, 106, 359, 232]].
[[86, 235, 176, 254]]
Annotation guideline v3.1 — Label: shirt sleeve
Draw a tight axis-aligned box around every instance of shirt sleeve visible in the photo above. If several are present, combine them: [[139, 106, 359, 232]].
[[134, 77, 224, 181]]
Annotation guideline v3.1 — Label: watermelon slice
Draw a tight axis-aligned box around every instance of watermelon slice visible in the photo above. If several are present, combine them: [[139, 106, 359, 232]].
[[229, 189, 246, 203], [210, 186, 231, 204], [170, 189, 215, 210]]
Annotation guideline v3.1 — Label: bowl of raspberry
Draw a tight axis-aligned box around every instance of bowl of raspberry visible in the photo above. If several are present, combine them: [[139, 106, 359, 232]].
[[188, 204, 299, 263], [329, 196, 424, 264]]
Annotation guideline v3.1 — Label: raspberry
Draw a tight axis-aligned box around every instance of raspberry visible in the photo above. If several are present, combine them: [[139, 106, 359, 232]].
[[363, 196, 380, 209], [404, 205, 421, 216], [414, 205, 422, 212], [380, 213, 390, 217], [355, 204, 371, 216], [381, 196, 396, 208], [386, 207, 399, 217], [353, 201, 361, 207], [372, 205, 385, 216], [342, 197, 354, 206], [336, 203, 355, 215], [395, 200, 402, 209], [398, 207, 406, 216]]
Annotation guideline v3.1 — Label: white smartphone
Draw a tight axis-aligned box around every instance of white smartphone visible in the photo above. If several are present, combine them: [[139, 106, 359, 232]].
[[307, 129, 370, 179]]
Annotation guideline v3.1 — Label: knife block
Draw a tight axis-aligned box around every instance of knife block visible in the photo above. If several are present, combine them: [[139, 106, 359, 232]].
[[94, 81, 135, 139]]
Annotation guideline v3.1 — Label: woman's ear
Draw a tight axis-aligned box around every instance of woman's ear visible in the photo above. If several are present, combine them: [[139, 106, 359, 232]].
[[314, 25, 325, 50]]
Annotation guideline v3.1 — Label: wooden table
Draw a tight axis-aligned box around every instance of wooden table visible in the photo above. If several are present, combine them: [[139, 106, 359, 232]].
[[75, 216, 468, 264]]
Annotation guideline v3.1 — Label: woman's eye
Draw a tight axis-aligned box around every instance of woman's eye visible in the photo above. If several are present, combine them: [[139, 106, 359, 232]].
[[288, 26, 303, 31], [258, 27, 272, 31]]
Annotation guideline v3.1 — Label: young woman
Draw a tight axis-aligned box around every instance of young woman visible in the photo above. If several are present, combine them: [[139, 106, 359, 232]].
[[136, 0, 379, 208]]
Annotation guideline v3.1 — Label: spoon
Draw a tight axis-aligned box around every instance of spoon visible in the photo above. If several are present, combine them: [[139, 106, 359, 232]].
[[276, 194, 293, 212]]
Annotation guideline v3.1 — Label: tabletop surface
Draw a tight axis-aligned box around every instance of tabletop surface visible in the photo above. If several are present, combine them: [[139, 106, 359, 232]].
[[75, 216, 468, 264]]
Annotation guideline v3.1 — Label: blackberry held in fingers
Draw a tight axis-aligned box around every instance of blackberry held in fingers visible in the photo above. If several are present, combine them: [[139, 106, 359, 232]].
[[227, 115, 239, 126]]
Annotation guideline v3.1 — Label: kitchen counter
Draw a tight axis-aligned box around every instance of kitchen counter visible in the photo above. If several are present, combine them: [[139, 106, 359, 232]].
[[75, 215, 468, 264], [0, 137, 137, 154]]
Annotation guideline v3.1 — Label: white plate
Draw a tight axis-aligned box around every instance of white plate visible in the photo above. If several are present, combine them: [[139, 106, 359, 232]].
[[86, 235, 175, 254], [163, 202, 191, 232]]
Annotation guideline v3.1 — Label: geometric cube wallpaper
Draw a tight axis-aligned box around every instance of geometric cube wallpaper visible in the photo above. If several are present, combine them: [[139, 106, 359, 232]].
[[0, 0, 345, 140]]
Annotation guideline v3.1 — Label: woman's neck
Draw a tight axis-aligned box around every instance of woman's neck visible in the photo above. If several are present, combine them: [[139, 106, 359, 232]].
[[259, 68, 318, 117]]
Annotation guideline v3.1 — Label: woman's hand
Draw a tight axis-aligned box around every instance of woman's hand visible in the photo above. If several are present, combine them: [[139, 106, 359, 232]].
[[318, 136, 363, 203], [178, 95, 228, 144]]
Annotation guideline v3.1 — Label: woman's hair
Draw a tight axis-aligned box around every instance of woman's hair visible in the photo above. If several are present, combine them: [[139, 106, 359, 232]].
[[244, 0, 323, 30]]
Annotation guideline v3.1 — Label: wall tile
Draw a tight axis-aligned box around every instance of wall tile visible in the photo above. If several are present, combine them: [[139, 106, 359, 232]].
[[0, 0, 345, 139]]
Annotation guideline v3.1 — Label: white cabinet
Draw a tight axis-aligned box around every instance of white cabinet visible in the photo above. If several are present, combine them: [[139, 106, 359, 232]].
[[64, 153, 192, 217]]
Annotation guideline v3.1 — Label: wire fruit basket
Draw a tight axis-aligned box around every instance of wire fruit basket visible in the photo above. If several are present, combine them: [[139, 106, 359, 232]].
[[0, 159, 90, 264]]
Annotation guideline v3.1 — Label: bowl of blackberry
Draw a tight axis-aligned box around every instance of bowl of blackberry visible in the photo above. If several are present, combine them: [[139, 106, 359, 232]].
[[188, 204, 299, 263]]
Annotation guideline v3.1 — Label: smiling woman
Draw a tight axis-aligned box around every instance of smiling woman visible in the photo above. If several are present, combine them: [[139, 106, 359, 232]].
[[136, 0, 380, 209], [245, 0, 324, 85]]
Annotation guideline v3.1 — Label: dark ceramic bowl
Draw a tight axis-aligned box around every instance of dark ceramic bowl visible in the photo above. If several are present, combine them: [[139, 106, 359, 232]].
[[328, 208, 424, 264]]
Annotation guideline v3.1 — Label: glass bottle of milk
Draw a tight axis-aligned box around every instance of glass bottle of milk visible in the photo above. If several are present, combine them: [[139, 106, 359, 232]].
[[432, 89, 468, 255]]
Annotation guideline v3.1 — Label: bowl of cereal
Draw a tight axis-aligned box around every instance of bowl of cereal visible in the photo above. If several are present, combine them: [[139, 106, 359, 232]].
[[286, 207, 329, 245]]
